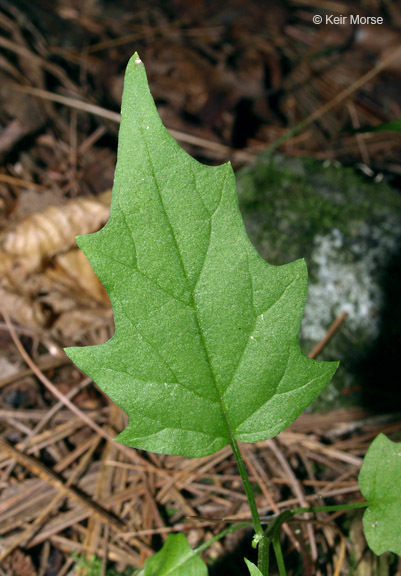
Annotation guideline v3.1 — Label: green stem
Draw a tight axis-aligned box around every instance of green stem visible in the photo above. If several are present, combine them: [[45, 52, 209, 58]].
[[227, 444, 368, 576], [230, 438, 269, 575], [195, 522, 251, 555], [260, 500, 368, 523], [290, 501, 368, 516], [265, 120, 309, 153], [257, 535, 270, 575], [272, 536, 286, 576], [230, 439, 263, 535]]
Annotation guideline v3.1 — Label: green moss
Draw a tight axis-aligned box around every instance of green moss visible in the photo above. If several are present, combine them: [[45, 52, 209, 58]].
[[237, 153, 401, 268]]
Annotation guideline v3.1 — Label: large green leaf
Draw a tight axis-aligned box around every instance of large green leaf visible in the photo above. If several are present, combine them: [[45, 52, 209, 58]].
[[359, 434, 401, 556], [65, 53, 337, 458], [142, 534, 207, 576]]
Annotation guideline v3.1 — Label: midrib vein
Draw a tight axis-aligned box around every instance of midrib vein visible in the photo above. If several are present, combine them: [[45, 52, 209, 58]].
[[142, 129, 235, 442]]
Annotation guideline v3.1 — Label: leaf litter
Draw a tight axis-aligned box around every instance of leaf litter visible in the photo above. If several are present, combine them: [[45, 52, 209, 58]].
[[1, 1, 401, 574]]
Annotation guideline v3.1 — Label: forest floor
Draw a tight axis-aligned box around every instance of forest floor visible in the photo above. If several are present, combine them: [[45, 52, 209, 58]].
[[1, 1, 401, 574]]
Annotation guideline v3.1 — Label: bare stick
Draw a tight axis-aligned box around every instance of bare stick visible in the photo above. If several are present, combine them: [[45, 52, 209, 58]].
[[308, 312, 348, 359]]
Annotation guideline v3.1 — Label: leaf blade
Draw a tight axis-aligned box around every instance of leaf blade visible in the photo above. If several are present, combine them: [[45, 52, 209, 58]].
[[143, 533, 207, 576], [244, 559, 264, 575], [359, 434, 401, 556], [65, 53, 337, 457]]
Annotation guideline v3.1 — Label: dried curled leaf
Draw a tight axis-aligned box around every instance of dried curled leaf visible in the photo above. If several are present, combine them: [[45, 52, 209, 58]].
[[45, 249, 109, 306], [0, 190, 111, 338], [1, 190, 111, 276], [0, 286, 48, 328]]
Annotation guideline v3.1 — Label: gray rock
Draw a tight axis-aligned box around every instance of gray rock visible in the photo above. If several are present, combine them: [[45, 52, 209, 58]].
[[236, 152, 401, 410]]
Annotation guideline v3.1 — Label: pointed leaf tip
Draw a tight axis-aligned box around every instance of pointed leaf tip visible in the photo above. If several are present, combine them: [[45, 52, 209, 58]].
[[244, 559, 263, 575], [131, 51, 143, 66]]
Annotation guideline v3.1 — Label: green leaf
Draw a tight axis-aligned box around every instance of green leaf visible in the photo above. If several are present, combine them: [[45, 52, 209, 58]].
[[359, 434, 401, 556], [244, 559, 263, 575], [349, 119, 401, 134], [143, 534, 207, 576], [65, 53, 337, 457]]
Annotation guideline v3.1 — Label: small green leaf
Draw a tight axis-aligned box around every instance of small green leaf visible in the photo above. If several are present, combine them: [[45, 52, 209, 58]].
[[65, 53, 337, 457], [143, 533, 207, 576], [359, 434, 401, 556], [350, 119, 401, 134], [244, 558, 263, 575], [252, 533, 262, 548]]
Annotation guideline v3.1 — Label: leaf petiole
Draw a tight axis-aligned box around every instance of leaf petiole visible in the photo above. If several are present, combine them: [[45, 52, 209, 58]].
[[230, 438, 270, 574]]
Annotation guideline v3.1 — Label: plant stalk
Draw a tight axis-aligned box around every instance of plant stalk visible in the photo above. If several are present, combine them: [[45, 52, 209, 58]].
[[289, 501, 368, 516], [272, 536, 286, 576], [230, 439, 269, 574]]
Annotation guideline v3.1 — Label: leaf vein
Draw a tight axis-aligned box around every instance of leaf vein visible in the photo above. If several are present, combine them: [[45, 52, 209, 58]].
[[191, 162, 211, 216], [237, 371, 324, 431], [193, 170, 228, 291], [100, 251, 190, 307], [235, 359, 290, 429], [117, 192, 137, 263], [256, 274, 299, 319], [141, 124, 191, 290], [139, 413, 225, 439], [102, 366, 216, 404], [117, 302, 180, 381]]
